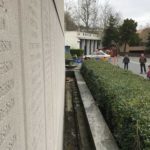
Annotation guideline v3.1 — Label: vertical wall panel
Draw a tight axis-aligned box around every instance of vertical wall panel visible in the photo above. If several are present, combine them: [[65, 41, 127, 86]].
[[0, 0, 64, 149], [0, 0, 26, 149]]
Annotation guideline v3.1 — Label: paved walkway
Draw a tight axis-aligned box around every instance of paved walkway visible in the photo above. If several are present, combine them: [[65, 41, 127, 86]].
[[116, 57, 150, 78]]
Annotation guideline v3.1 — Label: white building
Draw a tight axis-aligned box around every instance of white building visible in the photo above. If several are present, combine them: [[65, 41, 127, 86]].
[[65, 31, 102, 55]]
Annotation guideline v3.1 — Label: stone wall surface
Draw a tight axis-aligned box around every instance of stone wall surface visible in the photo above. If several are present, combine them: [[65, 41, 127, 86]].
[[0, 0, 64, 150]]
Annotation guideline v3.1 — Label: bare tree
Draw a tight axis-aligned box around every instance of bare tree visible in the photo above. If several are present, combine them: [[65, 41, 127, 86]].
[[64, 0, 122, 33], [79, 0, 98, 31], [97, 0, 122, 37], [98, 0, 113, 29], [64, 0, 73, 12], [90, 3, 99, 29]]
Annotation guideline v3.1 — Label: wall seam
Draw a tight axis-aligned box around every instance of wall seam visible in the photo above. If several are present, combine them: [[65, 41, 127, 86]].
[[40, 0, 48, 149], [17, 0, 28, 149]]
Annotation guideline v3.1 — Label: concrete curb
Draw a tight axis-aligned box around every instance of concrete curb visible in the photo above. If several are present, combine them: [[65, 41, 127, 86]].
[[75, 71, 119, 150]]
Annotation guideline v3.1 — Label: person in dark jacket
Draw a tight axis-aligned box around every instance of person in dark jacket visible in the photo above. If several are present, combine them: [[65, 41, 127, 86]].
[[123, 54, 130, 70], [139, 53, 147, 74]]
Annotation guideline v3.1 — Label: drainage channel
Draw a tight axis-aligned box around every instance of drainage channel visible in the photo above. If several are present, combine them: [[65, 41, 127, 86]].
[[63, 71, 95, 150]]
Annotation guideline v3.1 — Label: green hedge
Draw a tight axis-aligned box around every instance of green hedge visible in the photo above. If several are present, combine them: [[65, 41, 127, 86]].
[[81, 60, 150, 150], [70, 49, 83, 57]]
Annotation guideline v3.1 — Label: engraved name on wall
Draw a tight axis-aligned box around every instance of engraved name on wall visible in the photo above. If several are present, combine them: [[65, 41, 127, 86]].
[[0, 0, 25, 149], [21, 0, 46, 149]]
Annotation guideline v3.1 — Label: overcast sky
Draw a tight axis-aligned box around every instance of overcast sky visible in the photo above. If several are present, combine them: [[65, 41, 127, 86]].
[[100, 0, 150, 29]]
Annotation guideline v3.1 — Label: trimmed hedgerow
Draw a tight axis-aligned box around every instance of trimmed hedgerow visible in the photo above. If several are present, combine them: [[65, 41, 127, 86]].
[[70, 49, 83, 57], [81, 60, 150, 150]]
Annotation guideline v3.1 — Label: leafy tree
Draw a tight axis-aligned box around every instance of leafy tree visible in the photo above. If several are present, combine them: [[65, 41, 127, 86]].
[[145, 32, 150, 52], [129, 33, 141, 46], [65, 12, 77, 31], [119, 19, 137, 52], [102, 15, 120, 47]]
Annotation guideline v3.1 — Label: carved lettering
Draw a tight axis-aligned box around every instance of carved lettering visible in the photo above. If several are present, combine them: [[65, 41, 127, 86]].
[[0, 41, 12, 52], [28, 5, 37, 19], [0, 123, 11, 145], [29, 43, 40, 49], [0, 79, 14, 98], [0, 0, 4, 8], [29, 17, 38, 30], [0, 61, 13, 75], [0, 0, 7, 13], [0, 98, 15, 122], [5, 134, 17, 150], [30, 0, 38, 7], [0, 0, 23, 149], [27, 0, 40, 39], [0, 17, 5, 30], [0, 0, 7, 31]]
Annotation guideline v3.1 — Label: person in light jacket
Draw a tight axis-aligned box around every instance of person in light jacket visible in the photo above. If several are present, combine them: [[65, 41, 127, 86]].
[[139, 53, 147, 74], [147, 65, 150, 79]]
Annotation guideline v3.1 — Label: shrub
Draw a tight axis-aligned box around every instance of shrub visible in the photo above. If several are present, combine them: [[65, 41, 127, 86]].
[[65, 53, 72, 59], [81, 60, 150, 150], [70, 49, 83, 58], [65, 53, 74, 66]]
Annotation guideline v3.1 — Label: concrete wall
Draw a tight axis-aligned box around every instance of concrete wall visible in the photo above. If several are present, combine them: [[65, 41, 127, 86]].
[[0, 0, 65, 150]]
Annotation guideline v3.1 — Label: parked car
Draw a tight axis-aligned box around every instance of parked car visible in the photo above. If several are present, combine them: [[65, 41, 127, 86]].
[[83, 50, 111, 61]]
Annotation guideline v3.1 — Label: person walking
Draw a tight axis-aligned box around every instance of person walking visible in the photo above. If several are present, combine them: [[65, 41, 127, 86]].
[[111, 45, 118, 65], [147, 65, 150, 79], [123, 54, 130, 70], [139, 53, 147, 74]]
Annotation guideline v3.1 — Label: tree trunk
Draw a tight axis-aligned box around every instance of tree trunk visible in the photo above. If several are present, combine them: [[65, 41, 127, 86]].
[[116, 42, 120, 54], [124, 42, 127, 53], [86, 22, 89, 31]]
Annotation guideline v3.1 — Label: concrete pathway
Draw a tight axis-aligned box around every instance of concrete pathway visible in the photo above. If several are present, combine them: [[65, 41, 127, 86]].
[[116, 56, 150, 78]]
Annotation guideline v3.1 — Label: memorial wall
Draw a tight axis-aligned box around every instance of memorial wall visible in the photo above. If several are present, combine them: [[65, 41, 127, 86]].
[[0, 0, 65, 150]]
